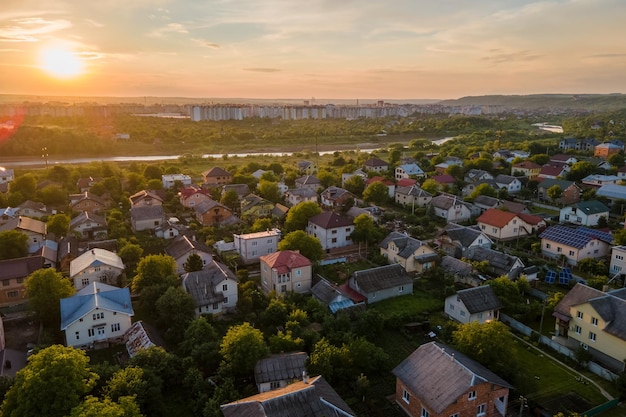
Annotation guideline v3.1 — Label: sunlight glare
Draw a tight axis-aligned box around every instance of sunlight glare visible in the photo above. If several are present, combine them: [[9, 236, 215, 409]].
[[39, 47, 84, 78]]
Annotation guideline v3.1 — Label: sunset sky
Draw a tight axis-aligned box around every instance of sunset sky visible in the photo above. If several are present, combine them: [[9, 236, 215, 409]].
[[1, 0, 625, 100]]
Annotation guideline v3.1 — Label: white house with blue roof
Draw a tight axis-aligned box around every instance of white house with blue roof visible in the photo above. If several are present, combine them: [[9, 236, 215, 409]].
[[60, 282, 134, 349], [539, 225, 613, 266], [395, 163, 425, 180]]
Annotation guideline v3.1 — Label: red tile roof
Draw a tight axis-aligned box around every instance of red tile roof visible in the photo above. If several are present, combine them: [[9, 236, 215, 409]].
[[432, 174, 456, 184], [365, 176, 394, 186], [513, 161, 541, 169], [397, 178, 418, 187], [260, 250, 312, 274], [477, 208, 543, 228]]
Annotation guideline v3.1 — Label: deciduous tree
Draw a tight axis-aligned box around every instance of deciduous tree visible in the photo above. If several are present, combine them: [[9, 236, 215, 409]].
[[362, 181, 389, 205], [0, 230, 29, 260], [284, 201, 321, 232], [220, 322, 269, 375], [46, 213, 71, 238], [278, 230, 323, 262], [25, 268, 74, 326]]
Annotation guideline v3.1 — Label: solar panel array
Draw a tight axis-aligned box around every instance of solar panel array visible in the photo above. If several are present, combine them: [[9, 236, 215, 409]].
[[545, 270, 556, 284], [539, 225, 613, 249], [559, 268, 572, 285]]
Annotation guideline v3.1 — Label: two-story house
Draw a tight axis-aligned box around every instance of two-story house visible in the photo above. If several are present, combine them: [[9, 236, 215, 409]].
[[284, 188, 319, 206], [259, 250, 313, 295], [128, 189, 164, 208], [430, 194, 472, 223], [476, 209, 545, 241], [178, 186, 213, 208], [69, 248, 125, 290], [130, 205, 165, 232], [70, 211, 108, 240], [494, 174, 522, 194], [395, 185, 432, 209], [233, 229, 280, 265], [559, 200, 610, 227], [194, 199, 237, 226], [320, 186, 356, 210], [511, 161, 541, 179], [161, 173, 192, 189], [444, 286, 502, 324], [393, 342, 511, 417], [380, 231, 438, 273], [69, 192, 107, 215], [395, 163, 425, 180], [539, 225, 613, 266], [0, 216, 46, 253], [294, 175, 321, 191], [165, 235, 213, 275], [436, 223, 493, 258], [306, 211, 354, 251], [181, 261, 238, 316], [0, 256, 44, 306], [296, 160, 317, 175], [202, 167, 232, 187], [363, 157, 389, 173]]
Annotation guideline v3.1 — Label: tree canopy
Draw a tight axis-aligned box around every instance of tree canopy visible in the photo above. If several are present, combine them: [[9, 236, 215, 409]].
[[0, 230, 29, 260], [220, 322, 269, 375], [25, 268, 74, 326], [277, 230, 324, 262], [284, 201, 322, 232]]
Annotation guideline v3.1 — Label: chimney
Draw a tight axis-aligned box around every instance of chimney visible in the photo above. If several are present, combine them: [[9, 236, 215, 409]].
[[92, 249, 95, 255], [302, 371, 309, 384]]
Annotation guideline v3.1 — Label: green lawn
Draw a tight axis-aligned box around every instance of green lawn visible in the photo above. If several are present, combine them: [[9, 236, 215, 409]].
[[369, 291, 443, 319]]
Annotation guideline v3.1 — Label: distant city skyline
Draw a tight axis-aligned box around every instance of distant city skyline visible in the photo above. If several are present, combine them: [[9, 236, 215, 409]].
[[1, 0, 625, 99]]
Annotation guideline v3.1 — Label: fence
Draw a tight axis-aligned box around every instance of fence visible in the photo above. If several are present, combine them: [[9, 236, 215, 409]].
[[320, 257, 347, 266], [582, 399, 619, 417], [500, 314, 618, 381]]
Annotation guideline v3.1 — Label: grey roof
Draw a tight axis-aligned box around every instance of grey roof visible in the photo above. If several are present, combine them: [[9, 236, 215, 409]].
[[130, 205, 165, 221], [431, 194, 467, 210], [60, 284, 134, 330], [181, 261, 236, 307], [352, 264, 412, 293], [222, 183, 251, 196], [392, 342, 512, 414], [286, 188, 318, 198], [254, 352, 308, 385], [473, 195, 499, 207], [380, 231, 425, 259], [440, 256, 475, 278], [597, 184, 626, 200], [458, 286, 502, 314], [241, 194, 273, 212], [69, 248, 124, 277], [364, 157, 388, 167], [165, 235, 213, 260], [441, 223, 486, 248], [396, 185, 431, 198], [295, 175, 321, 186], [195, 199, 230, 214], [587, 293, 626, 341], [311, 278, 343, 305], [539, 225, 613, 248], [537, 179, 577, 190], [70, 211, 106, 229], [495, 174, 518, 185], [553, 283, 604, 322], [308, 211, 353, 229], [221, 375, 355, 417], [465, 246, 523, 274]]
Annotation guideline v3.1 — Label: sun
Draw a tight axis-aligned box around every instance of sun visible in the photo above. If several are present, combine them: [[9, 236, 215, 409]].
[[39, 47, 84, 78]]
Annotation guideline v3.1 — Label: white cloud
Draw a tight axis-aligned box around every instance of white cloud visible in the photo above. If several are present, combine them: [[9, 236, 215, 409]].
[[0, 17, 71, 42]]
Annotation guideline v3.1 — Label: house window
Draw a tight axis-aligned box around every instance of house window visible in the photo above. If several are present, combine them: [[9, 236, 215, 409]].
[[616, 255, 624, 260], [88, 329, 95, 337], [331, 238, 337, 243], [492, 228, 497, 234], [468, 390, 476, 400], [577, 311, 583, 319], [111, 323, 120, 332], [592, 317, 598, 326], [331, 230, 337, 234], [2, 280, 9, 287], [569, 250, 575, 256], [296, 270, 301, 276], [575, 325, 581, 334], [93, 312, 104, 320], [222, 284, 228, 291], [16, 278, 24, 284], [97, 327, 105, 335], [223, 297, 228, 304], [399, 286, 404, 293], [557, 247, 562, 253], [460, 310, 466, 317], [449, 304, 455, 310], [7, 290, 19, 298], [212, 303, 219, 310], [82, 278, 90, 287], [477, 403, 486, 416], [270, 381, 281, 390], [589, 332, 596, 341], [546, 243, 551, 249], [421, 407, 429, 417], [402, 389, 410, 404], [481, 225, 486, 230], [252, 241, 258, 246], [75, 331, 80, 340]]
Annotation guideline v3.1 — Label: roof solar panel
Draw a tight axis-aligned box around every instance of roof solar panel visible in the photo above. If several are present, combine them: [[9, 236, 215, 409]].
[[558, 270, 570, 285], [545, 270, 556, 284]]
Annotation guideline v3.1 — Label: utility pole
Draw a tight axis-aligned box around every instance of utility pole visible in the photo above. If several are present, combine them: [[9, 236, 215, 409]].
[[41, 147, 49, 169], [539, 298, 547, 336], [518, 395, 527, 417]]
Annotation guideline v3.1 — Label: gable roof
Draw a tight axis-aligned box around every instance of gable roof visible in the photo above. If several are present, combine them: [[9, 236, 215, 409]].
[[352, 263, 412, 293], [0, 256, 45, 280], [477, 209, 544, 228], [553, 283, 606, 322], [129, 189, 164, 205], [587, 291, 626, 340], [308, 211, 353, 229], [513, 161, 541, 169], [473, 195, 499, 207], [311, 277, 347, 305], [539, 225, 613, 248], [566, 200, 609, 215], [130, 205, 165, 221], [494, 174, 519, 185], [69, 248, 124, 277], [70, 211, 107, 228], [537, 178, 577, 190], [397, 163, 424, 176], [396, 185, 431, 198], [597, 184, 626, 200], [431, 194, 467, 210], [0, 216, 46, 235], [440, 256, 475, 278], [254, 352, 308, 385], [221, 375, 355, 417], [440, 223, 488, 248], [466, 246, 523, 273], [125, 320, 165, 358], [60, 284, 133, 330], [194, 199, 231, 214], [363, 157, 388, 167], [539, 164, 568, 177], [380, 231, 426, 259], [179, 186, 211, 199], [181, 261, 237, 306], [393, 342, 512, 414], [203, 166, 231, 177], [457, 286, 502, 314], [295, 175, 321, 186], [260, 250, 312, 274], [165, 235, 213, 260]]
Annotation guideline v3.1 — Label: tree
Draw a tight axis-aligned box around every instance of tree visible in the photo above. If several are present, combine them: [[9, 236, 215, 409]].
[[362, 181, 389, 205], [131, 255, 179, 315], [308, 338, 350, 383], [104, 366, 161, 416], [608, 152, 625, 168], [469, 183, 497, 200], [47, 213, 71, 237], [25, 268, 74, 326], [284, 201, 322, 232], [69, 396, 143, 417], [183, 253, 204, 272], [567, 161, 596, 182], [36, 184, 67, 206], [251, 217, 272, 232], [343, 175, 365, 197], [220, 190, 240, 213], [124, 172, 146, 194], [420, 178, 439, 194], [258, 180, 282, 203], [2, 345, 98, 417], [11, 174, 37, 200], [278, 230, 324, 262], [351, 214, 380, 256], [0, 230, 29, 260], [220, 322, 269, 375], [178, 317, 221, 373], [143, 165, 163, 180], [155, 286, 196, 344], [547, 184, 563, 202], [118, 243, 143, 271]]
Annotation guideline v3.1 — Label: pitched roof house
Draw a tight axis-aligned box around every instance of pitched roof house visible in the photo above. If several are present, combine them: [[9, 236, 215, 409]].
[[69, 191, 107, 215], [559, 200, 610, 227], [295, 175, 321, 190], [254, 352, 308, 393], [436, 223, 492, 258], [538, 163, 569, 179], [259, 250, 313, 295], [310, 277, 357, 313], [202, 167, 232, 187], [178, 186, 213, 208], [539, 225, 613, 266], [511, 161, 541, 179], [320, 186, 355, 210], [240, 194, 275, 219], [70, 211, 108, 240], [181, 261, 238, 316], [393, 342, 511, 417], [165, 235, 213, 274], [128, 189, 164, 208], [0, 216, 46, 253], [476, 209, 545, 241], [221, 375, 355, 417], [284, 188, 319, 206], [363, 157, 389, 173], [430, 194, 472, 223], [0, 256, 44, 306], [130, 205, 165, 232], [494, 174, 522, 194], [124, 320, 165, 358], [395, 185, 432, 209], [306, 211, 354, 251], [60, 282, 134, 349], [440, 255, 481, 287], [380, 231, 438, 273], [161, 173, 192, 189], [464, 169, 494, 183], [69, 248, 125, 290], [465, 246, 524, 279], [194, 199, 236, 226], [296, 160, 317, 175], [349, 264, 413, 304], [395, 163, 425, 180], [537, 179, 581, 205], [445, 286, 502, 324]]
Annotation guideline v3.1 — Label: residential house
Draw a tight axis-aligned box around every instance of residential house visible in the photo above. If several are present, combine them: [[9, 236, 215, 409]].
[[434, 156, 463, 174], [594, 142, 622, 159], [284, 188, 319, 206], [128, 189, 164, 208], [130, 205, 165, 232], [202, 167, 232, 187], [251, 169, 268, 179], [195, 199, 236, 226], [165, 235, 213, 274], [397, 178, 418, 188], [320, 186, 355, 210], [69, 248, 124, 290], [539, 225, 613, 265], [617, 166, 626, 180], [596, 184, 626, 206], [395, 163, 425, 180], [70, 211, 107, 240], [559, 137, 578, 151], [499, 200, 530, 214], [476, 209, 545, 241], [609, 245, 626, 279], [430, 194, 472, 223], [431, 174, 457, 189], [363, 157, 389, 173], [580, 137, 601, 151], [465, 246, 524, 279], [76, 176, 101, 193], [259, 250, 313, 295], [155, 219, 184, 240], [311, 277, 357, 313], [511, 161, 541, 179], [60, 282, 134, 349], [553, 283, 626, 373], [494, 174, 522, 194], [365, 176, 395, 198], [392, 342, 511, 417], [0, 256, 44, 306], [37, 240, 58, 269], [538, 163, 569, 179], [437, 223, 493, 258], [349, 264, 413, 304], [0, 168, 15, 185], [341, 169, 367, 188], [440, 255, 482, 287], [220, 375, 355, 417], [254, 352, 309, 393], [551, 154, 578, 165], [57, 235, 79, 274], [125, 320, 165, 358], [445, 286, 501, 324], [462, 180, 499, 197], [0, 216, 46, 253], [181, 261, 238, 316], [240, 194, 274, 219], [537, 179, 582, 205], [380, 231, 438, 273], [580, 156, 612, 171], [296, 160, 317, 175], [581, 174, 620, 187], [233, 229, 281, 265], [161, 173, 192, 189], [294, 175, 321, 191], [559, 200, 610, 226], [395, 185, 432, 209], [69, 192, 106, 215], [221, 183, 251, 200], [306, 211, 354, 251], [472, 195, 500, 213], [178, 186, 213, 208], [464, 169, 494, 183], [15, 200, 50, 219]]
